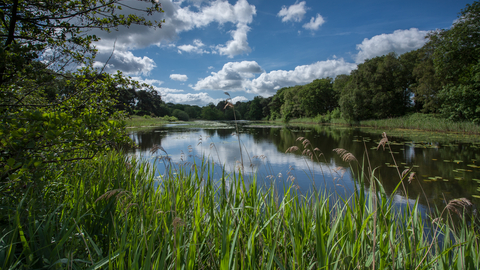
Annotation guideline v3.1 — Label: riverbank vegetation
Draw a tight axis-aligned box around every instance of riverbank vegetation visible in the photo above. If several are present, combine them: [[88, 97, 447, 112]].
[[123, 115, 178, 129], [283, 113, 480, 135], [2, 150, 480, 269]]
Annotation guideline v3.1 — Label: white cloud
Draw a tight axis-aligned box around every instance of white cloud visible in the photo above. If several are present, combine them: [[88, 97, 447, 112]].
[[193, 59, 356, 97], [278, 1, 308, 22], [249, 59, 356, 96], [355, 28, 428, 63], [130, 77, 164, 87], [170, 74, 189, 81], [215, 23, 251, 58], [91, 0, 257, 75], [93, 50, 156, 76], [177, 39, 210, 54], [231, 96, 248, 103], [163, 92, 223, 106], [193, 61, 263, 91], [302, 14, 325, 31]]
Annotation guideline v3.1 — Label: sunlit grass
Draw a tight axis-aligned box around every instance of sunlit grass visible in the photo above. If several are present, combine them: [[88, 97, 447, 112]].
[[360, 113, 480, 134], [123, 115, 177, 128], [2, 148, 479, 269]]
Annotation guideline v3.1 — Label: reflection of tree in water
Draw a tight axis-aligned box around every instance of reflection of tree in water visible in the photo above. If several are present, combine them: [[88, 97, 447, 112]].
[[204, 129, 216, 137], [264, 126, 480, 210], [216, 128, 233, 140], [129, 125, 480, 211], [128, 129, 166, 152]]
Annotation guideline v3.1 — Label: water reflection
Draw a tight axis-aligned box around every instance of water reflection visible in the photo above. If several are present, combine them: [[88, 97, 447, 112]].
[[127, 123, 480, 211]]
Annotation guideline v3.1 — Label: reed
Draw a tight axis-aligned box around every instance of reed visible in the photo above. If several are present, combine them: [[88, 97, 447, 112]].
[[1, 147, 479, 269], [359, 113, 480, 134]]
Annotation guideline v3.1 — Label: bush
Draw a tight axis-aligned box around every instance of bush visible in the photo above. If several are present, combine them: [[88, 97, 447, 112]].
[[172, 109, 189, 121]]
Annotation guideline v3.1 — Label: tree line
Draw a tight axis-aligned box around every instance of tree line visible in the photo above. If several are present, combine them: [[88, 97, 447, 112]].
[[161, 1, 479, 124]]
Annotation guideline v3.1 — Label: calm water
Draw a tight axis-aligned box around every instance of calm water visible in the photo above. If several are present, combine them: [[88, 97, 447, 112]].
[[127, 121, 480, 211]]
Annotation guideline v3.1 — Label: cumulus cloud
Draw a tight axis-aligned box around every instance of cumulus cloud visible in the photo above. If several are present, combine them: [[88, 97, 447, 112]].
[[91, 0, 257, 75], [249, 59, 357, 96], [231, 96, 248, 103], [163, 92, 224, 106], [130, 77, 164, 87], [303, 14, 325, 31], [177, 39, 210, 54], [93, 50, 156, 76], [216, 23, 251, 58], [277, 1, 308, 22], [170, 74, 189, 81], [192, 61, 263, 91], [193, 59, 356, 97], [355, 28, 428, 63]]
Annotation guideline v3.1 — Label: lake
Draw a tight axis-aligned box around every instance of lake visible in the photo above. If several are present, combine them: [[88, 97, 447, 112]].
[[127, 121, 480, 212]]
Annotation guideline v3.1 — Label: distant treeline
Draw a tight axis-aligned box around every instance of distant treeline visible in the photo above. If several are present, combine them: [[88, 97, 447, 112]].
[[120, 2, 479, 123]]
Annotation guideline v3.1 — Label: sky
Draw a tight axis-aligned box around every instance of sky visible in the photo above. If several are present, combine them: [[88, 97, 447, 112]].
[[91, 0, 474, 106]]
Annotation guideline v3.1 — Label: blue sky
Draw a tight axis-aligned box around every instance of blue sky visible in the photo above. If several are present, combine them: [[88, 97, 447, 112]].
[[92, 0, 473, 106]]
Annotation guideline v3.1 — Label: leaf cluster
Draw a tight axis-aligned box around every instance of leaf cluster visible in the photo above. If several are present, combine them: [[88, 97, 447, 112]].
[[0, 0, 164, 184]]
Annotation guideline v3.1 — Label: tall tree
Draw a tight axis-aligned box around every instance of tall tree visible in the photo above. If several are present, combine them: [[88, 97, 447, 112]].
[[428, 1, 480, 122], [0, 0, 163, 182], [339, 53, 412, 121]]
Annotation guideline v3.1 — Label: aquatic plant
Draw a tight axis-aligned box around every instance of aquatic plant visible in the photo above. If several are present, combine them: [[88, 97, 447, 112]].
[[2, 134, 479, 269]]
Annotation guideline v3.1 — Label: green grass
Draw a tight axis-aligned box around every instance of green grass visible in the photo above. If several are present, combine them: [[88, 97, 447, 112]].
[[274, 113, 480, 135], [122, 115, 177, 128], [359, 113, 480, 134], [2, 148, 480, 269]]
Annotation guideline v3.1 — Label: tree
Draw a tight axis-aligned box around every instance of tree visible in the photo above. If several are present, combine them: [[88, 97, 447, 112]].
[[245, 96, 264, 120], [428, 2, 480, 85], [0, 1, 163, 182], [427, 1, 480, 122], [408, 47, 444, 113], [172, 109, 190, 121], [299, 78, 336, 117], [338, 53, 412, 121]]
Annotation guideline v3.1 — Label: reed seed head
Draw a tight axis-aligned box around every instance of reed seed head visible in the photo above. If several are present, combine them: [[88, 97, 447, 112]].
[[445, 198, 473, 218], [333, 148, 357, 162], [377, 132, 388, 150], [151, 144, 167, 155], [285, 146, 299, 153]]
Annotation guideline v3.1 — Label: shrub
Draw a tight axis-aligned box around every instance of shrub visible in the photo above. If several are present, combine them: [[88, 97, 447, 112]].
[[172, 109, 190, 121]]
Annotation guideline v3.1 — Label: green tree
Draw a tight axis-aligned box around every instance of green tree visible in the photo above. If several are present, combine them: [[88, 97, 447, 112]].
[[245, 96, 264, 120], [408, 47, 444, 113], [429, 2, 480, 85], [201, 106, 224, 120], [172, 109, 190, 121], [338, 53, 412, 121], [268, 88, 286, 120], [299, 78, 336, 117], [0, 0, 163, 182], [428, 1, 480, 122]]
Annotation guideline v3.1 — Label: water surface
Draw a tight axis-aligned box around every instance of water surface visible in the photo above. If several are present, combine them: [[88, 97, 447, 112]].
[[127, 122, 480, 211]]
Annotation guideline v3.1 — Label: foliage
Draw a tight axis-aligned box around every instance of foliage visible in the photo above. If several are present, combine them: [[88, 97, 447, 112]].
[[245, 96, 263, 120], [339, 53, 413, 121], [359, 113, 480, 134], [200, 105, 223, 120], [172, 109, 190, 121], [0, 0, 163, 183], [430, 2, 480, 122], [438, 62, 480, 123]]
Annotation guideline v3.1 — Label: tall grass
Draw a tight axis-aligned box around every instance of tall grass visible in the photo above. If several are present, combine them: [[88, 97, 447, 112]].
[[123, 115, 178, 128], [1, 148, 479, 269], [359, 113, 480, 134]]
